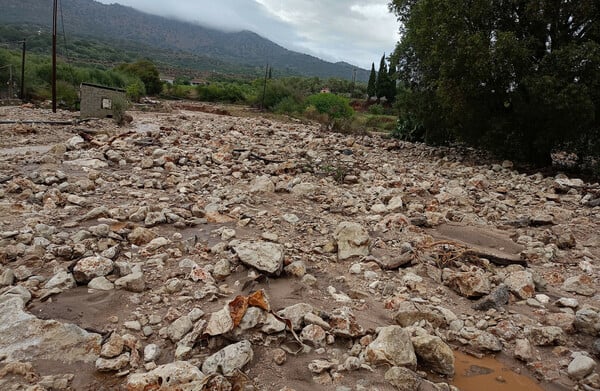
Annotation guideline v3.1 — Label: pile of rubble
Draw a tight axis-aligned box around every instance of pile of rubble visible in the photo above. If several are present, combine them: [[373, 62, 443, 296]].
[[0, 104, 599, 390]]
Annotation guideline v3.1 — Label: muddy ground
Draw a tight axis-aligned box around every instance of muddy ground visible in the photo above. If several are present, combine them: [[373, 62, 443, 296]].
[[1, 102, 599, 391]]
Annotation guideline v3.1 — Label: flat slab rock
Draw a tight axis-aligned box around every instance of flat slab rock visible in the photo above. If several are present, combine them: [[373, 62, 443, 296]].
[[431, 224, 525, 266], [230, 240, 284, 275], [0, 297, 101, 363]]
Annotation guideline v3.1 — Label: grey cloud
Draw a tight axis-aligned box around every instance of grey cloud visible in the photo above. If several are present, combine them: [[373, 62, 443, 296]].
[[96, 0, 399, 69]]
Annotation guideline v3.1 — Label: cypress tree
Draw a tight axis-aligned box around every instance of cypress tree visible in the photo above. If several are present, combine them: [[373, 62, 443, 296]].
[[367, 62, 376, 98], [376, 54, 391, 100]]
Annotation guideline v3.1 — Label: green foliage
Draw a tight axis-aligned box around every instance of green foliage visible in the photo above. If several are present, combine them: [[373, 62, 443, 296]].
[[273, 96, 303, 115], [390, 0, 600, 166], [367, 63, 376, 98], [0, 47, 140, 103], [196, 82, 248, 103], [116, 60, 162, 95], [368, 104, 385, 115], [56, 80, 78, 109], [391, 116, 426, 142], [111, 95, 129, 125], [126, 80, 146, 103], [252, 80, 299, 110], [304, 93, 354, 119]]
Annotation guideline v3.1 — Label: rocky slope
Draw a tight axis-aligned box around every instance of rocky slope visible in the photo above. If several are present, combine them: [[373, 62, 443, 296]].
[[0, 102, 599, 390]]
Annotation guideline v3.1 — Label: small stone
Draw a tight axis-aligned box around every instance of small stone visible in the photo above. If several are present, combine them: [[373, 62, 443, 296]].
[[189, 308, 205, 322], [273, 348, 286, 365], [443, 268, 491, 298], [144, 344, 161, 362], [88, 276, 114, 290], [213, 259, 231, 279], [220, 228, 236, 241], [556, 297, 579, 308], [114, 271, 145, 292], [165, 278, 183, 294], [44, 270, 76, 290], [472, 332, 503, 352], [277, 303, 313, 330], [284, 261, 307, 277], [562, 275, 597, 296], [384, 366, 422, 391], [126, 361, 204, 390], [568, 355, 596, 380], [514, 339, 535, 362], [73, 256, 114, 284], [527, 326, 566, 346], [504, 270, 535, 299], [473, 284, 509, 311], [142, 326, 153, 337], [250, 175, 275, 193], [128, 227, 156, 246], [167, 315, 193, 342], [124, 321, 142, 331], [300, 324, 327, 347], [101, 333, 124, 358], [95, 352, 130, 372], [201, 340, 253, 376]]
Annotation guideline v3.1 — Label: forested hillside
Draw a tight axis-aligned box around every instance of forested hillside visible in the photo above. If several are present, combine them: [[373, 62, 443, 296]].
[[0, 0, 368, 81]]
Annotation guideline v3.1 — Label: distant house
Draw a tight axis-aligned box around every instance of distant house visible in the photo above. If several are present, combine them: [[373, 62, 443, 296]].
[[190, 78, 207, 86], [80, 83, 126, 119], [320, 87, 331, 94], [160, 75, 175, 85]]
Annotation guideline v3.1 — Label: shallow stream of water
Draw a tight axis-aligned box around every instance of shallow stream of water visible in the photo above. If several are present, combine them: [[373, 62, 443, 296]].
[[452, 351, 545, 391]]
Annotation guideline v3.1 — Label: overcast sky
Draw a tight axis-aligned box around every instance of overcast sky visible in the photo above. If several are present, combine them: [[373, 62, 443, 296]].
[[95, 0, 400, 69]]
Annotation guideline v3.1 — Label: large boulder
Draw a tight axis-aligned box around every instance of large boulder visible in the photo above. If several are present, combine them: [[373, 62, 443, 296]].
[[201, 340, 254, 376], [230, 240, 284, 275], [411, 334, 455, 376], [365, 326, 416, 368], [0, 297, 101, 364], [334, 222, 370, 261]]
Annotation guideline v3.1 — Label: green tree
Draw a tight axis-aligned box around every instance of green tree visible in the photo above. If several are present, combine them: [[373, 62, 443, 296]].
[[367, 62, 377, 98], [390, 0, 600, 166], [116, 59, 162, 95], [126, 79, 146, 102], [305, 93, 354, 119]]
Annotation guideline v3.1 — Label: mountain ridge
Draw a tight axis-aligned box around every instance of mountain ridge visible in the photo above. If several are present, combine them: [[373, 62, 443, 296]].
[[0, 0, 369, 81]]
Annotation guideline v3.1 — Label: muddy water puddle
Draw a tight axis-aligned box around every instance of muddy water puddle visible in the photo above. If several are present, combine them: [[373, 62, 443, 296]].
[[452, 351, 545, 391]]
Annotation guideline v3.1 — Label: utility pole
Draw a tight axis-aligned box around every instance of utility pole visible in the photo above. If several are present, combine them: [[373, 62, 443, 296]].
[[8, 64, 13, 99], [52, 0, 58, 113], [261, 62, 269, 111], [20, 39, 26, 101]]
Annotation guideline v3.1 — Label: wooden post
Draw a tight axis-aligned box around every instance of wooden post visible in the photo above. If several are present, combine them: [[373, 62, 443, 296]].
[[52, 0, 57, 113], [20, 39, 26, 100]]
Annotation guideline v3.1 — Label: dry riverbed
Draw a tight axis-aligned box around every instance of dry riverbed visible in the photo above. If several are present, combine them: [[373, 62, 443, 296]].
[[1, 102, 600, 390]]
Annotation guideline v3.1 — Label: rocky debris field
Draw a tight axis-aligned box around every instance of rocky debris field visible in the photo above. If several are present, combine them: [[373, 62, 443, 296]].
[[1, 103, 600, 391]]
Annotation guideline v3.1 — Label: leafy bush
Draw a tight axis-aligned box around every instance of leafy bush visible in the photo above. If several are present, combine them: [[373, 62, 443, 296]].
[[304, 93, 354, 119], [126, 80, 146, 102], [111, 96, 130, 125], [391, 116, 426, 142], [368, 103, 385, 115], [56, 80, 78, 109], [273, 96, 303, 114], [303, 105, 329, 123], [196, 83, 247, 103]]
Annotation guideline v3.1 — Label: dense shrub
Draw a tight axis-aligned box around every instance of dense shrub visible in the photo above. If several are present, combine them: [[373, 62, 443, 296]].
[[304, 93, 354, 119]]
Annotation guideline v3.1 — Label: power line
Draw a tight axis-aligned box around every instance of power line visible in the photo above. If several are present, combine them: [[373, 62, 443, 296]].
[[59, 0, 77, 86]]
